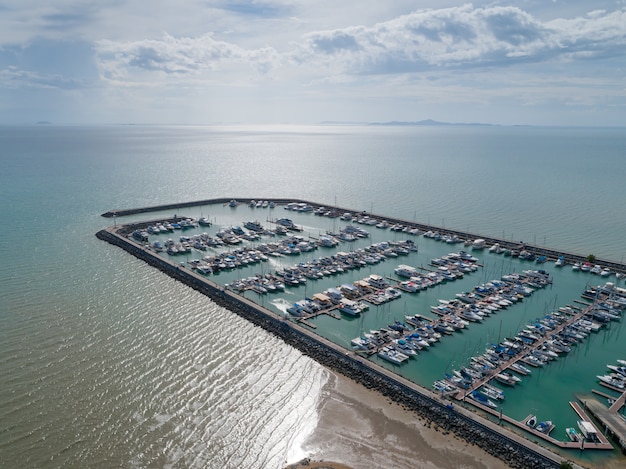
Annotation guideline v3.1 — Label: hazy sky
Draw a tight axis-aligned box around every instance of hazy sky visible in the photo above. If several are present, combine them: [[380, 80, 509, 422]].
[[1, 1, 625, 125]]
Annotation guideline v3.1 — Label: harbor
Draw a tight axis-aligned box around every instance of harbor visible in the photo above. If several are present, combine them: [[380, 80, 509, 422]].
[[99, 197, 626, 468]]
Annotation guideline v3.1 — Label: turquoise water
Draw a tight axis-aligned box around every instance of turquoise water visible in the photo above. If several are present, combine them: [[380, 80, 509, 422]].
[[1, 124, 625, 468]]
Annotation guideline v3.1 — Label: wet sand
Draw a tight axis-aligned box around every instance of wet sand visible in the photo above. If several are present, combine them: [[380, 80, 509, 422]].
[[297, 372, 509, 469]]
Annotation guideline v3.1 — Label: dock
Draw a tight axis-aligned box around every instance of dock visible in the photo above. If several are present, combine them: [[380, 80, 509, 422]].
[[578, 390, 626, 453], [456, 301, 604, 405]]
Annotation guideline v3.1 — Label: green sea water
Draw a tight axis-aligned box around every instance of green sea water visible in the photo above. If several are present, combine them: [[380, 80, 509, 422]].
[[1, 124, 625, 468]]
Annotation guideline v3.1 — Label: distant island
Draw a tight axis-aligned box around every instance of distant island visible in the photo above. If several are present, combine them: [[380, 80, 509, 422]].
[[320, 119, 495, 127], [369, 119, 495, 127]]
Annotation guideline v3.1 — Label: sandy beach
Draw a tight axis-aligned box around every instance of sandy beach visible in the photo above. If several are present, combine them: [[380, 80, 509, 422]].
[[294, 372, 509, 469]]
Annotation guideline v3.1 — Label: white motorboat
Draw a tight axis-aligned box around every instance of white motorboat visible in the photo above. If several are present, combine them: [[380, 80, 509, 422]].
[[378, 347, 409, 365], [338, 299, 362, 317], [394, 264, 418, 278]]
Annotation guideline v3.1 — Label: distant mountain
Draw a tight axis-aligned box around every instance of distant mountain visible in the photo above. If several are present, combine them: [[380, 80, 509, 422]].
[[319, 119, 496, 127], [369, 119, 495, 127]]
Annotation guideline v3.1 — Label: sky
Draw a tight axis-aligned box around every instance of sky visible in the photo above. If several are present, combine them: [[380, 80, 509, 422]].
[[0, 1, 625, 126]]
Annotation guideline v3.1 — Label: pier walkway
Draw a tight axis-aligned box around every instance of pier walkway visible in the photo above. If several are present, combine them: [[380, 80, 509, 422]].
[[449, 301, 618, 450], [455, 303, 594, 402], [579, 391, 626, 452]]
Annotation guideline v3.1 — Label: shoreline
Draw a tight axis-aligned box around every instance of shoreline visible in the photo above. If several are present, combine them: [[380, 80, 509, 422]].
[[293, 371, 508, 469]]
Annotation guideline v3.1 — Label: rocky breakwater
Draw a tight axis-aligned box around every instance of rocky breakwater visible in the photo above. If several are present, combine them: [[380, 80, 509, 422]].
[[96, 227, 562, 469]]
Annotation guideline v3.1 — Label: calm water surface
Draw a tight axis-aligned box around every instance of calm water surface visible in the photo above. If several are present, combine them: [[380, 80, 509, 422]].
[[0, 124, 625, 468]]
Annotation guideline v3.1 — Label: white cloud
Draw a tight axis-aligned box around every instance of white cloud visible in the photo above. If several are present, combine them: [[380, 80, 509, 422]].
[[95, 33, 281, 82], [293, 5, 626, 74]]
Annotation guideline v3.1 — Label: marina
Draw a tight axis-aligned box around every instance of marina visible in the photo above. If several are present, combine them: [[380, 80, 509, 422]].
[[99, 197, 626, 467]]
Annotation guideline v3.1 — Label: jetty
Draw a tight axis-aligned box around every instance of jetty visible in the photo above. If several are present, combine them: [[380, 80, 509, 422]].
[[577, 392, 626, 453]]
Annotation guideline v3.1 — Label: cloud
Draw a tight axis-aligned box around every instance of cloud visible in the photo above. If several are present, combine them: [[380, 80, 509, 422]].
[[95, 33, 280, 80], [294, 5, 626, 74], [0, 65, 87, 89]]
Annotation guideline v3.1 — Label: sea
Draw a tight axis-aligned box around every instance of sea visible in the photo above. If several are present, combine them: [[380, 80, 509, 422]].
[[1, 124, 625, 469]]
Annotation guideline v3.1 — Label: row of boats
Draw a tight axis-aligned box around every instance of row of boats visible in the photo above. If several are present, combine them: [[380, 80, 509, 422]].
[[354, 270, 554, 367], [285, 274, 400, 317], [357, 314, 457, 365], [525, 415, 556, 436], [435, 283, 625, 429], [428, 270, 552, 325], [597, 360, 626, 390], [151, 227, 416, 276], [572, 261, 613, 277]]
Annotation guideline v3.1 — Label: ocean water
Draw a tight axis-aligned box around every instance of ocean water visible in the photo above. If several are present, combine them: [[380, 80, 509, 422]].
[[1, 124, 625, 468]]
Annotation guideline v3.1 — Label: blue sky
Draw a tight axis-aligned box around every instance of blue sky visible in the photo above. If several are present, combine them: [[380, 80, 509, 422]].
[[1, 1, 625, 125]]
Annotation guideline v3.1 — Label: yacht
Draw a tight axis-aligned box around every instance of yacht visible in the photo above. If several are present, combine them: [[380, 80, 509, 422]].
[[394, 264, 419, 278], [578, 420, 599, 442], [471, 239, 486, 250], [607, 365, 626, 379], [597, 374, 625, 389], [378, 347, 409, 365], [244, 220, 264, 232], [338, 299, 362, 317], [367, 274, 389, 289], [508, 362, 532, 376]]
